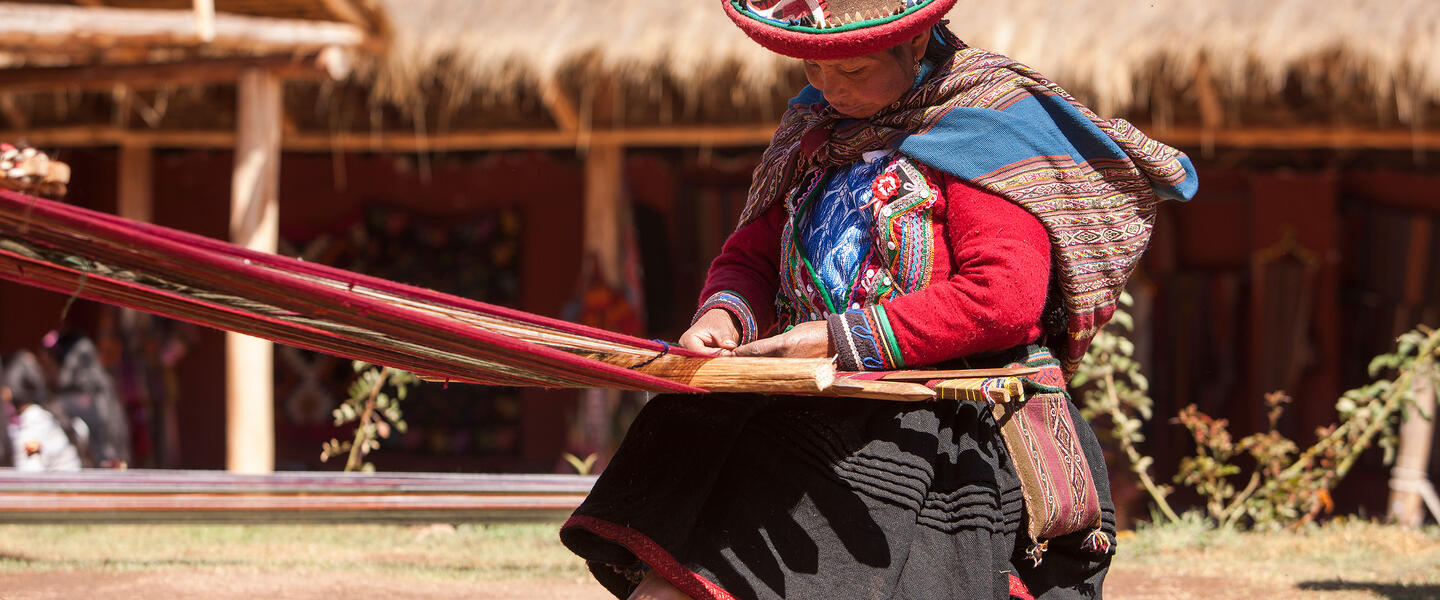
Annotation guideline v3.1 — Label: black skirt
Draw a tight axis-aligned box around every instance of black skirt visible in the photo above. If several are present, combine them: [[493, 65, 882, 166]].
[[560, 392, 1114, 600]]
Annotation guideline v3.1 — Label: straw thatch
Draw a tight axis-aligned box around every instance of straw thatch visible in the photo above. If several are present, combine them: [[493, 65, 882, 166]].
[[365, 0, 1440, 127], [359, 0, 797, 124]]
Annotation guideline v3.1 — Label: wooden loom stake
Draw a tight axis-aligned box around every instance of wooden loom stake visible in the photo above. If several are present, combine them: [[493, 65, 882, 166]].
[[226, 68, 281, 474]]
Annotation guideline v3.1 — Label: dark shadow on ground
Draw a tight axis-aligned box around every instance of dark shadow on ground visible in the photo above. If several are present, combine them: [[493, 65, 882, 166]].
[[1298, 580, 1440, 599]]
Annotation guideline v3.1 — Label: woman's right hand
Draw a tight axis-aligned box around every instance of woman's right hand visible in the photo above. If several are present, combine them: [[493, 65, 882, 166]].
[[679, 309, 741, 356]]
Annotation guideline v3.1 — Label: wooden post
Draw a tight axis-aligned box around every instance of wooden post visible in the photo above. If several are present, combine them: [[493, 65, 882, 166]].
[[193, 0, 215, 42], [226, 68, 281, 474], [117, 142, 153, 223], [583, 143, 625, 287], [1389, 369, 1438, 527], [575, 142, 628, 466]]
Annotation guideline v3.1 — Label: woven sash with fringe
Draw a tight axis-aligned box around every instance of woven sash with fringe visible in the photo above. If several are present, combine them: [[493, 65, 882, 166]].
[[933, 347, 1108, 563]]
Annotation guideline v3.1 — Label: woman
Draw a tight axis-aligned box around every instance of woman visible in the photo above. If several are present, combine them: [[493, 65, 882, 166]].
[[561, 2, 1197, 599], [49, 331, 131, 468], [6, 351, 83, 472]]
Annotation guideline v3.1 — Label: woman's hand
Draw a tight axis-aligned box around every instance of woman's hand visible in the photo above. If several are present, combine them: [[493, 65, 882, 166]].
[[679, 309, 741, 356], [735, 320, 831, 359]]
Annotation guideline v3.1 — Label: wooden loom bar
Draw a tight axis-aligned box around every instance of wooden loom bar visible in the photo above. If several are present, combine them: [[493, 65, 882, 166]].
[[828, 378, 937, 402], [587, 354, 837, 394]]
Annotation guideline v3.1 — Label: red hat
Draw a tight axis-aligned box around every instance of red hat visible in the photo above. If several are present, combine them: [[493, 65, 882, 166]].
[[723, 0, 957, 60]]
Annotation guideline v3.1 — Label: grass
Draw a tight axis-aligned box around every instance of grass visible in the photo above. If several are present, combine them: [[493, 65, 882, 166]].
[[1114, 514, 1440, 599], [1, 518, 1438, 598], [0, 522, 586, 583]]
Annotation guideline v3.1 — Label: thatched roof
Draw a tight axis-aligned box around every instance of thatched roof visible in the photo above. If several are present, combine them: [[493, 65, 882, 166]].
[[365, 0, 1440, 129], [4, 0, 1437, 150]]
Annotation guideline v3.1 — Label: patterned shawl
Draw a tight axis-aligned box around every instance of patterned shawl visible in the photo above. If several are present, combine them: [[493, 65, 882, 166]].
[[741, 27, 1198, 375]]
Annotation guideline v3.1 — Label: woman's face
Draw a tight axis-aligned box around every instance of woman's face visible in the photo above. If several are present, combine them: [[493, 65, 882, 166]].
[[802, 33, 929, 118]]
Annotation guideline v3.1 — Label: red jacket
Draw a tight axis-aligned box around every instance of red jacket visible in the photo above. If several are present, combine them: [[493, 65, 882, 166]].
[[696, 162, 1051, 370]]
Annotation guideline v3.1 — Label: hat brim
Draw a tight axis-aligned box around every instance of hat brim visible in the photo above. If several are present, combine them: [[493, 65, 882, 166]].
[[723, 0, 957, 61]]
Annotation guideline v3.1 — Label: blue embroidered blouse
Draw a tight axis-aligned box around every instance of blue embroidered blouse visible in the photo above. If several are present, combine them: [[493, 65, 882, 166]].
[[795, 154, 888, 314]]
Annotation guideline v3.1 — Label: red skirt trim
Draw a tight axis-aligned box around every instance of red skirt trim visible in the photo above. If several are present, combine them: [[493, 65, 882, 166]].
[[563, 515, 738, 600], [1009, 573, 1036, 600]]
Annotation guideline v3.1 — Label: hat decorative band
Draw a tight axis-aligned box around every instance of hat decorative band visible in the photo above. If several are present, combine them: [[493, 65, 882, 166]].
[[739, 0, 928, 32], [723, 0, 957, 60]]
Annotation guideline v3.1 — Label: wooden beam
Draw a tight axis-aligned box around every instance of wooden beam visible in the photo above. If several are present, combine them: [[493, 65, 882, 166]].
[[1148, 125, 1440, 152], [318, 0, 375, 31], [539, 80, 581, 133], [118, 142, 153, 223], [281, 125, 782, 151], [0, 4, 367, 54], [0, 124, 781, 151], [226, 68, 282, 475], [11, 123, 1437, 154], [0, 57, 332, 95], [0, 127, 235, 149], [0, 470, 595, 525]]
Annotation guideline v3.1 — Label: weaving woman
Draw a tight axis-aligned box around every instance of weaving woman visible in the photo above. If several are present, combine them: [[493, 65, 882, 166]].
[[561, 1, 1197, 598]]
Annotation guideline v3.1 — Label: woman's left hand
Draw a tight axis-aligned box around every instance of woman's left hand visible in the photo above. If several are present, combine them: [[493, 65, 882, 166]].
[[734, 320, 832, 359]]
